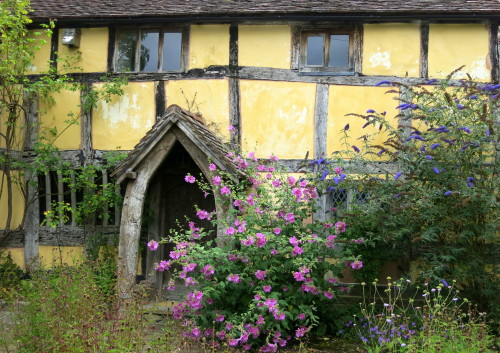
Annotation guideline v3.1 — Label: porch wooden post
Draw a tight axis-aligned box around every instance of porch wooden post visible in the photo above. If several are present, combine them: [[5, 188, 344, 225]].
[[117, 178, 148, 299]]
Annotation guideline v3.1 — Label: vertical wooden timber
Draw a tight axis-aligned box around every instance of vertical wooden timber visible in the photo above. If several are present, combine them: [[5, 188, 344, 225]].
[[155, 81, 166, 119], [420, 23, 429, 79], [57, 172, 64, 227], [70, 171, 77, 226], [354, 24, 363, 75], [23, 92, 40, 268], [229, 24, 241, 148], [290, 25, 301, 71], [107, 26, 116, 73], [50, 28, 59, 72], [80, 83, 93, 162], [489, 23, 499, 83], [102, 170, 109, 227], [313, 84, 329, 221]]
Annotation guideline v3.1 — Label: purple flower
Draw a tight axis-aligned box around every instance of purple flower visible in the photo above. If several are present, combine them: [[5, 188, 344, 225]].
[[425, 155, 433, 160], [444, 191, 452, 196], [291, 246, 304, 256], [184, 175, 196, 183], [458, 126, 471, 133], [344, 123, 350, 131], [263, 285, 272, 293], [375, 80, 392, 86], [457, 104, 465, 110], [255, 233, 267, 248], [352, 145, 360, 153], [324, 291, 334, 299], [466, 177, 475, 187], [196, 210, 211, 220], [295, 326, 308, 338], [396, 103, 412, 110], [433, 167, 440, 174], [366, 109, 376, 113], [425, 79, 438, 84], [220, 186, 231, 195], [255, 270, 267, 280], [147, 240, 159, 251], [227, 274, 241, 283], [319, 169, 328, 181], [394, 172, 402, 180], [284, 212, 295, 223], [350, 260, 363, 270], [212, 175, 222, 185]]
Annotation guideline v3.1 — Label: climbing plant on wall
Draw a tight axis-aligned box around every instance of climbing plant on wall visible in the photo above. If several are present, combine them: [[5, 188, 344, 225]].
[[0, 0, 127, 244]]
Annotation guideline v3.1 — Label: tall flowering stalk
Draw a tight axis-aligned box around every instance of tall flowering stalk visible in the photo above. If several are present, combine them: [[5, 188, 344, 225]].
[[149, 155, 364, 351]]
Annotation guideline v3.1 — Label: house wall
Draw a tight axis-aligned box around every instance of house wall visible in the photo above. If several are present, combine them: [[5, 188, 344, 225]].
[[27, 29, 52, 74], [189, 25, 230, 69], [93, 82, 156, 150], [428, 24, 490, 80], [58, 27, 109, 73], [39, 89, 82, 150], [0, 170, 24, 230], [362, 23, 421, 77], [238, 25, 291, 69], [1, 20, 497, 270]]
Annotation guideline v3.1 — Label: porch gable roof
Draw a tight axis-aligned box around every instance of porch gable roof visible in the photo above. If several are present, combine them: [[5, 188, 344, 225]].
[[112, 105, 241, 185]]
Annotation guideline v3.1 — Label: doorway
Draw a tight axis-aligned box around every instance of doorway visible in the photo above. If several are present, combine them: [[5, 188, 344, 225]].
[[143, 142, 216, 297]]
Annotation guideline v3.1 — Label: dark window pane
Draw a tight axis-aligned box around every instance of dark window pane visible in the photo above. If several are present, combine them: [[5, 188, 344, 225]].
[[162, 32, 182, 71], [306, 35, 324, 66], [140, 31, 159, 71], [116, 31, 137, 72], [329, 34, 350, 67]]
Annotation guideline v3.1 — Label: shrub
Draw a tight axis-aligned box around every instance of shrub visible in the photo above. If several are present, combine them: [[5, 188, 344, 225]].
[[10, 262, 155, 353], [0, 249, 24, 301], [350, 278, 496, 353], [327, 78, 499, 317], [150, 155, 364, 351]]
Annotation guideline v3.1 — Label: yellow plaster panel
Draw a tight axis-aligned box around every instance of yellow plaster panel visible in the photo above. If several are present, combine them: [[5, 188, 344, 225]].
[[27, 29, 52, 74], [0, 170, 25, 230], [1, 248, 25, 269], [93, 82, 155, 150], [39, 89, 81, 150], [327, 86, 399, 156], [363, 24, 421, 77], [39, 246, 85, 268], [189, 25, 230, 69], [165, 79, 230, 140], [239, 25, 291, 69], [58, 28, 109, 73], [240, 80, 315, 159], [428, 24, 490, 80]]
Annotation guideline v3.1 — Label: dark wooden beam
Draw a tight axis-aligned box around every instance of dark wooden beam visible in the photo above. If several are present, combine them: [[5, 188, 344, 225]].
[[489, 22, 499, 83], [420, 23, 429, 79]]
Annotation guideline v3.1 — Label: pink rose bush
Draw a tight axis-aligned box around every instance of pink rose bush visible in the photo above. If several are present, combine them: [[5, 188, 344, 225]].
[[149, 153, 363, 351]]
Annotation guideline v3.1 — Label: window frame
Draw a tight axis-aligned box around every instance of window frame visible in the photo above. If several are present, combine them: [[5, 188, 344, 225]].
[[113, 26, 189, 73], [298, 25, 361, 76]]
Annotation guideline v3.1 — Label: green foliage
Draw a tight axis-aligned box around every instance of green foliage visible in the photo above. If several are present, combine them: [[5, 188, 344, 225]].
[[0, 0, 127, 243], [9, 262, 156, 353], [350, 278, 496, 353], [0, 249, 24, 300], [328, 79, 499, 317]]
